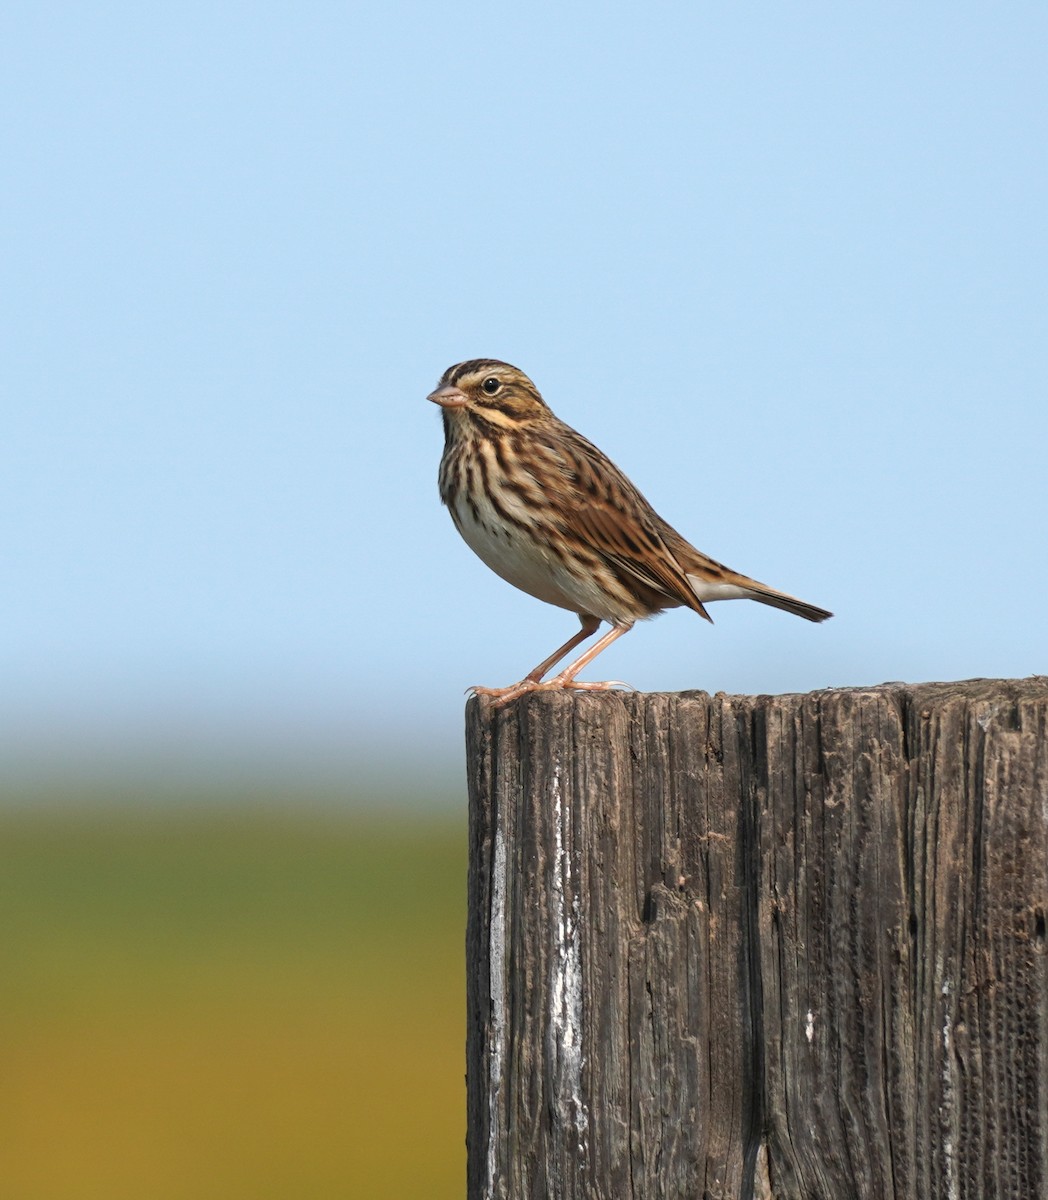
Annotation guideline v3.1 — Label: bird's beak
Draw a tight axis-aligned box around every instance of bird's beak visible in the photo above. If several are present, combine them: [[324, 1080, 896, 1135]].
[[427, 385, 469, 409]]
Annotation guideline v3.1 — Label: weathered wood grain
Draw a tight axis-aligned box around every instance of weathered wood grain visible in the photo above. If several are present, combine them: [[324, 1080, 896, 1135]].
[[465, 679, 1048, 1200]]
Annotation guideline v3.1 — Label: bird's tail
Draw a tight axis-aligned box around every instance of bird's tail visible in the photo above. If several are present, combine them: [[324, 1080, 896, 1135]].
[[742, 582, 832, 623], [684, 572, 833, 623]]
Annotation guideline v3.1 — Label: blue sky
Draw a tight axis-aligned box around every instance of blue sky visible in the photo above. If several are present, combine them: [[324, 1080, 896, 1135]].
[[3, 4, 1046, 794]]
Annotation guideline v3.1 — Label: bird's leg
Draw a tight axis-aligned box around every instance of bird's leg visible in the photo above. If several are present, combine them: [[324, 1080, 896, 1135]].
[[471, 620, 634, 706], [523, 614, 602, 683], [470, 616, 601, 700], [545, 621, 634, 690]]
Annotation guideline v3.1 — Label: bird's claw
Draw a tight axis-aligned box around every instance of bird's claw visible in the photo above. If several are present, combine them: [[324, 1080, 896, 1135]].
[[564, 679, 635, 693]]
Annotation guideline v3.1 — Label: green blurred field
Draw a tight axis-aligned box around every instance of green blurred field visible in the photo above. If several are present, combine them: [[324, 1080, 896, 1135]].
[[0, 802, 466, 1199]]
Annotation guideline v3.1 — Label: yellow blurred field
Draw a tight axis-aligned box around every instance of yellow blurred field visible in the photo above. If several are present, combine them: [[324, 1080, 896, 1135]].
[[0, 804, 466, 1199]]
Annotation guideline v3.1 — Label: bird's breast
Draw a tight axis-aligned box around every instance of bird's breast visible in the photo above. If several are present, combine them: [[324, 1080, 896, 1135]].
[[452, 487, 654, 623], [448, 488, 584, 612], [438, 437, 658, 623]]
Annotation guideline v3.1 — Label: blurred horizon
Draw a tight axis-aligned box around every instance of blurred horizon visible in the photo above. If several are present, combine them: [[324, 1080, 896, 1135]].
[[0, 696, 467, 803], [7, 668, 1048, 802]]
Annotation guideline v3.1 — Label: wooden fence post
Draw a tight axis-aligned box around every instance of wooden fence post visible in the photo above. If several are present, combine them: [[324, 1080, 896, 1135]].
[[464, 678, 1048, 1200]]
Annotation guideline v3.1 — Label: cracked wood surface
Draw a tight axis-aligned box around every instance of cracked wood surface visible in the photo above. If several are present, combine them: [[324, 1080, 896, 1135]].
[[465, 678, 1048, 1200]]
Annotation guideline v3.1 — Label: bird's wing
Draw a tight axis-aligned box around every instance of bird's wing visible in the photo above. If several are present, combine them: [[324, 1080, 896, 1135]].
[[546, 425, 713, 619], [530, 422, 832, 625]]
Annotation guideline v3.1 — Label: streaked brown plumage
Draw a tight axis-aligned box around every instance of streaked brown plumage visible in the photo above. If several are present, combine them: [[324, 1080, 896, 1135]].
[[429, 359, 831, 702]]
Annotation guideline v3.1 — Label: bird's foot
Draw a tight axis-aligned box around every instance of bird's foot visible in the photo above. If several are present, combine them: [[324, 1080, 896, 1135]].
[[470, 676, 634, 709]]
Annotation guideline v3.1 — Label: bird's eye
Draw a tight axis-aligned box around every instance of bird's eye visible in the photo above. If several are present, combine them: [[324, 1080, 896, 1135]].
[[481, 377, 501, 395]]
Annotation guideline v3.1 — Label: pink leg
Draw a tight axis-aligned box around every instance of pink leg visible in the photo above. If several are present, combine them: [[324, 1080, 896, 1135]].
[[472, 615, 601, 699], [547, 621, 634, 688], [472, 620, 635, 706], [524, 615, 602, 683]]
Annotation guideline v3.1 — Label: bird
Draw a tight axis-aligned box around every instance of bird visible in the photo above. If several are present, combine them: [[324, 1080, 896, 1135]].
[[429, 359, 831, 704]]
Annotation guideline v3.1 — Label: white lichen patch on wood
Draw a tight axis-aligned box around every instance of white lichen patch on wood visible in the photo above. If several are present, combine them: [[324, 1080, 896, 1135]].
[[485, 821, 507, 1198], [547, 764, 587, 1159]]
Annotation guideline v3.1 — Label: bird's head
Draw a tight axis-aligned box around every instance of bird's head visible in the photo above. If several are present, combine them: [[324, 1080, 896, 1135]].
[[427, 360, 551, 431]]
